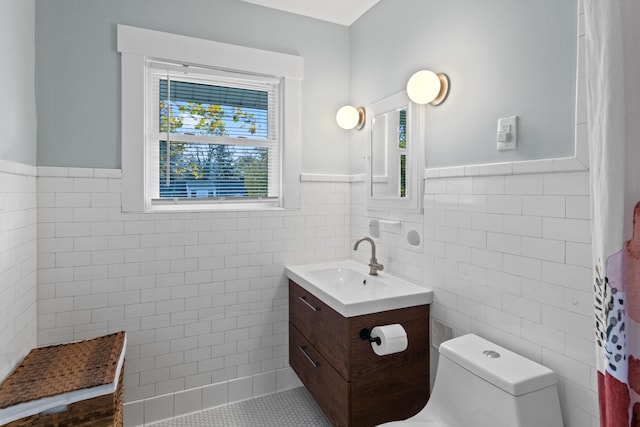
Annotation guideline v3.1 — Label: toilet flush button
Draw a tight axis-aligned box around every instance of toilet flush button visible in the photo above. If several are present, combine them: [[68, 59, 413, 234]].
[[483, 350, 501, 358]]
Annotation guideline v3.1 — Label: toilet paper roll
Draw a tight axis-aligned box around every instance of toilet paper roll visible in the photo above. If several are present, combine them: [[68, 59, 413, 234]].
[[371, 324, 408, 356]]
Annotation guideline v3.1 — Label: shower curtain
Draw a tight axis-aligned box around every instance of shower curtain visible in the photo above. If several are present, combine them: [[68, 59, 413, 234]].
[[585, 1, 640, 426]]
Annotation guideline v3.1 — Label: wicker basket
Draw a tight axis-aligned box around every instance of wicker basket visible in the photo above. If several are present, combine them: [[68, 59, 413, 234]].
[[0, 332, 126, 427]]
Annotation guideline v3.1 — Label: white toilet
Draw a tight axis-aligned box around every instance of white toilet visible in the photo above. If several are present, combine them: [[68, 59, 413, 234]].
[[380, 334, 563, 427]]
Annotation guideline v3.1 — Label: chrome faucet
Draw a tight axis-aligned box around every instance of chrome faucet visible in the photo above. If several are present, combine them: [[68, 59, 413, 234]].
[[353, 237, 384, 276]]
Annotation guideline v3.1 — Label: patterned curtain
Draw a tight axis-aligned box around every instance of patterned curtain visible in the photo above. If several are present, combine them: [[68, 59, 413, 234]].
[[585, 1, 640, 425]]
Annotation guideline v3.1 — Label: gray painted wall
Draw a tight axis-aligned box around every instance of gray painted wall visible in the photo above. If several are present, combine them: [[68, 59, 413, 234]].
[[35, 0, 351, 173], [34, 0, 576, 173], [349, 0, 577, 170], [1, 0, 36, 165]]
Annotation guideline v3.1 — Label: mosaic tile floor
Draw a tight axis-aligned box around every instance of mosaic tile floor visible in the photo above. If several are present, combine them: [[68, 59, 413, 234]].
[[148, 387, 332, 426]]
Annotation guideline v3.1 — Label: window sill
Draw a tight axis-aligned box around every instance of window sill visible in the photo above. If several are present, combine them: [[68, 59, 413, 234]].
[[147, 200, 285, 213]]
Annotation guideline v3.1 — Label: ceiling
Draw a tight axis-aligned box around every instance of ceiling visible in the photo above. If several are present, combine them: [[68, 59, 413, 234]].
[[240, 0, 381, 26]]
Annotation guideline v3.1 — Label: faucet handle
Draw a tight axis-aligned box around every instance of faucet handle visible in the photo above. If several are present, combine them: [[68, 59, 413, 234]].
[[368, 258, 384, 275]]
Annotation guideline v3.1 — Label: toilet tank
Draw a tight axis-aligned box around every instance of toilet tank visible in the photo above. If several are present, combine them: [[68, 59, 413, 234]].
[[426, 334, 564, 427]]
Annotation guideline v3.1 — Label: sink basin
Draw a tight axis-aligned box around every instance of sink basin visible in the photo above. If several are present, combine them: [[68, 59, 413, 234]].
[[285, 260, 432, 317]]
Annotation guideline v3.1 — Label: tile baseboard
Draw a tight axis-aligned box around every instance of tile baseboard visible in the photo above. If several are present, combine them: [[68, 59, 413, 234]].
[[123, 367, 302, 426]]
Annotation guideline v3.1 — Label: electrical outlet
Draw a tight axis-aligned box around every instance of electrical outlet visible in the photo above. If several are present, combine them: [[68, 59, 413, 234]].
[[497, 116, 518, 151], [431, 319, 453, 349]]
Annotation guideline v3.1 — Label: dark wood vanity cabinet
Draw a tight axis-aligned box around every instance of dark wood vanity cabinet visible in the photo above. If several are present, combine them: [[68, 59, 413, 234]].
[[289, 280, 430, 427]]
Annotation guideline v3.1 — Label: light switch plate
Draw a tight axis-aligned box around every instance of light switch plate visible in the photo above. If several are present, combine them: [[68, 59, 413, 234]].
[[497, 116, 518, 151]]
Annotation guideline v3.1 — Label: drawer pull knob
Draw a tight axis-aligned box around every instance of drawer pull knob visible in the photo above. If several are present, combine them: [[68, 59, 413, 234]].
[[299, 346, 320, 368], [299, 296, 319, 312]]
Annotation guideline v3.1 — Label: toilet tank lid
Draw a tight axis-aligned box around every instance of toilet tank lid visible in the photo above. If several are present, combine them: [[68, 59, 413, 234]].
[[439, 334, 558, 396]]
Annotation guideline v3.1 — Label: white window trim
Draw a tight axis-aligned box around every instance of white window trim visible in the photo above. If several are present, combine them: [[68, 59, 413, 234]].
[[117, 24, 303, 212]]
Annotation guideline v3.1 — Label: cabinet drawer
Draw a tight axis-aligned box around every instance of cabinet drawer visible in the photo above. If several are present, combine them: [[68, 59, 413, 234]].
[[289, 280, 350, 379], [290, 325, 349, 427]]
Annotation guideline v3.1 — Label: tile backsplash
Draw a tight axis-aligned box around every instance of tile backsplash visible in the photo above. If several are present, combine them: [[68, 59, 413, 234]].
[[0, 161, 38, 380], [0, 161, 598, 427], [351, 171, 597, 427], [36, 167, 350, 403]]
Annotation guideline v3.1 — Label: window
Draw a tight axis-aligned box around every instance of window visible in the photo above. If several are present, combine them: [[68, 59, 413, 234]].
[[398, 109, 407, 198], [118, 25, 303, 212], [148, 62, 280, 205]]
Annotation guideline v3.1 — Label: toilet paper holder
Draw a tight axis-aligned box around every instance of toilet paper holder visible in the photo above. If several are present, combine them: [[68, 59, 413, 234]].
[[359, 328, 381, 346]]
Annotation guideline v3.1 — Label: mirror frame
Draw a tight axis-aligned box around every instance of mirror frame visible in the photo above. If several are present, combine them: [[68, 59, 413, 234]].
[[365, 91, 425, 212]]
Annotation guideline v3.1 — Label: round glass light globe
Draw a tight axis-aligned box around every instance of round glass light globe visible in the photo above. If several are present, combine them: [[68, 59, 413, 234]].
[[336, 105, 361, 129], [406, 70, 441, 104]]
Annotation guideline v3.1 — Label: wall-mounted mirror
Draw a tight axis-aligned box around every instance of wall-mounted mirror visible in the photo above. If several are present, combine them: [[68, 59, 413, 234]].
[[366, 91, 424, 212]]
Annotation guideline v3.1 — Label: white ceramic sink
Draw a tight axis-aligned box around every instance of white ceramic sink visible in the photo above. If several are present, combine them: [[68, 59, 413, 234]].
[[285, 260, 432, 317]]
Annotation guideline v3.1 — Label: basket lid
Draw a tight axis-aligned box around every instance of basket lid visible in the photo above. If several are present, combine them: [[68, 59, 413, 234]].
[[0, 331, 126, 425]]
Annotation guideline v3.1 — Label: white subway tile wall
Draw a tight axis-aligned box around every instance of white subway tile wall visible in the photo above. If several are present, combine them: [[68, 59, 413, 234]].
[[36, 167, 350, 404], [350, 171, 597, 427], [0, 161, 38, 380], [2, 162, 599, 427]]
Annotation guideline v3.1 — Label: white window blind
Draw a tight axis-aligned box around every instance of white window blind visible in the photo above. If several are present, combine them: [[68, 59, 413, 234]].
[[146, 61, 281, 204]]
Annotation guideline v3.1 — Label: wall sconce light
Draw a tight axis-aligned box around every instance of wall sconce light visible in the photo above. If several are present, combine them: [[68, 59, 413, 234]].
[[336, 105, 366, 130], [406, 70, 449, 106]]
